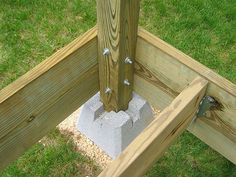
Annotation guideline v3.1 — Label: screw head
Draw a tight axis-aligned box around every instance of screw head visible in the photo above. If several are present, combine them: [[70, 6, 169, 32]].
[[124, 79, 130, 86], [105, 87, 112, 94], [125, 57, 133, 64], [103, 48, 110, 56], [206, 96, 215, 103]]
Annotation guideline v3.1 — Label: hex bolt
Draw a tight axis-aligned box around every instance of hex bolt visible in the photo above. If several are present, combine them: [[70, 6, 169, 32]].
[[124, 79, 130, 86], [125, 57, 133, 64], [103, 48, 110, 56], [105, 87, 112, 94]]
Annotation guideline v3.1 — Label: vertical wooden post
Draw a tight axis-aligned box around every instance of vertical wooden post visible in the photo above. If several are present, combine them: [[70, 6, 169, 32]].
[[97, 0, 140, 112]]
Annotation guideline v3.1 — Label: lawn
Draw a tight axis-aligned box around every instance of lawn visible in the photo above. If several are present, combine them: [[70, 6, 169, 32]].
[[0, 0, 235, 176], [0, 129, 101, 177]]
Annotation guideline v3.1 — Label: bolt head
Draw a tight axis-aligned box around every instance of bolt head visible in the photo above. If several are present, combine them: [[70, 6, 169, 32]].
[[105, 88, 112, 94], [124, 79, 130, 86], [207, 96, 215, 103], [103, 48, 110, 56], [125, 57, 133, 64]]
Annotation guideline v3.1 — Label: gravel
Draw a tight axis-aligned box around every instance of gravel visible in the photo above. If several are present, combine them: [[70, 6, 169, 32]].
[[57, 108, 112, 169], [57, 106, 160, 170]]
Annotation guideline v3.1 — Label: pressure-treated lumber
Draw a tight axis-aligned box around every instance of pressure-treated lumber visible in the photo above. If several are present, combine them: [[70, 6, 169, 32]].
[[97, 0, 140, 111], [134, 28, 236, 164], [0, 27, 99, 170], [99, 77, 208, 177], [189, 118, 236, 164], [1, 25, 235, 171]]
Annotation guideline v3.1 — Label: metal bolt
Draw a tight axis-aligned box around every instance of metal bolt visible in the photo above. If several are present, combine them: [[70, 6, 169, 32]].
[[105, 87, 112, 94], [207, 96, 215, 103], [103, 48, 110, 56], [125, 57, 133, 64], [124, 79, 130, 86]]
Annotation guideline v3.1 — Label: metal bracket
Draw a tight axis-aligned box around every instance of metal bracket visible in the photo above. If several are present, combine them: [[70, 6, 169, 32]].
[[196, 96, 219, 117]]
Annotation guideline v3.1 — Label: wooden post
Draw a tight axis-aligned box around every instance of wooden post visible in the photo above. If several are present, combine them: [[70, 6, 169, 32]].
[[97, 0, 140, 112]]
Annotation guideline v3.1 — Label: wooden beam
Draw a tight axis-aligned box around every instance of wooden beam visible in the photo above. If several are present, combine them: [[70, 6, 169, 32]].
[[0, 27, 99, 169], [134, 27, 236, 164], [97, 0, 140, 112], [189, 118, 236, 164], [99, 77, 208, 177], [134, 75, 236, 165]]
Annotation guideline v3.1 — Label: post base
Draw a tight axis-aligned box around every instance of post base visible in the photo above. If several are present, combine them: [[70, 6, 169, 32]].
[[77, 92, 154, 159]]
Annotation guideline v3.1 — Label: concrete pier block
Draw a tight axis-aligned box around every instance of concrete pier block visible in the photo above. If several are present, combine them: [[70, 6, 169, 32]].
[[77, 92, 154, 159]]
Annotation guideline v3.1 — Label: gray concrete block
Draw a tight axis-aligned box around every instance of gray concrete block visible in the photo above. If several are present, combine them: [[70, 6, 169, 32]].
[[77, 92, 154, 159]]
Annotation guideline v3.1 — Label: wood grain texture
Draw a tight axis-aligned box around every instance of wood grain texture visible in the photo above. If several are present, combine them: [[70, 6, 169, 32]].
[[97, 0, 140, 111], [134, 75, 174, 109], [0, 28, 99, 169], [135, 28, 236, 164], [134, 74, 236, 165], [189, 118, 236, 164], [99, 77, 208, 177]]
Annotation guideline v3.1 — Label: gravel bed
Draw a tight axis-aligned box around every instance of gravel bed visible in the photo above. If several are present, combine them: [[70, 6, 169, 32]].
[[57, 106, 160, 170], [58, 108, 112, 170]]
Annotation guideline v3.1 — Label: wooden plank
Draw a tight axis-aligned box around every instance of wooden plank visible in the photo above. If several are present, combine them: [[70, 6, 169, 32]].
[[134, 28, 236, 164], [0, 27, 99, 169], [189, 118, 236, 164], [97, 0, 140, 111], [134, 75, 236, 165], [134, 75, 173, 109], [99, 77, 208, 177]]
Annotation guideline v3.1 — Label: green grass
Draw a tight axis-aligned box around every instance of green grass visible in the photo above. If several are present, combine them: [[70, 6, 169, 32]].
[[0, 129, 101, 177], [145, 132, 236, 177], [0, 0, 96, 89], [0, 0, 235, 176], [140, 0, 236, 83]]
